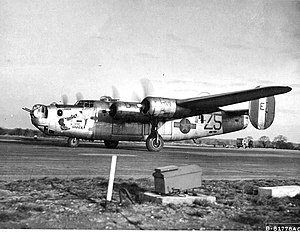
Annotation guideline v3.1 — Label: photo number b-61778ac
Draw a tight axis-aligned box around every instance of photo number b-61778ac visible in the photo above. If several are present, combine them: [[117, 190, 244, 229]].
[[23, 85, 291, 152]]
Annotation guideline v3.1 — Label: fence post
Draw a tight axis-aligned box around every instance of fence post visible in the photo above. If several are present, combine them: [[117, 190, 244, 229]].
[[106, 155, 117, 202]]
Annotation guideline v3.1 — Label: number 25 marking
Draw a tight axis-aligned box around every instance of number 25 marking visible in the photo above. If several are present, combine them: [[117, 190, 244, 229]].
[[204, 114, 222, 130]]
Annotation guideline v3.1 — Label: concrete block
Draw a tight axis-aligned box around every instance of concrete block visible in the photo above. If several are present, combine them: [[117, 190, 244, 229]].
[[153, 165, 202, 195], [258, 185, 300, 198], [142, 192, 216, 205]]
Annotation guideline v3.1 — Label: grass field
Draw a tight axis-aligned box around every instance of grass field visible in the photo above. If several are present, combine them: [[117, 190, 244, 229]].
[[0, 177, 299, 230]]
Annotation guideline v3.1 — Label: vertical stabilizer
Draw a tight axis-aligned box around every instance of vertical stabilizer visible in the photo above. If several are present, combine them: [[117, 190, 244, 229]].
[[249, 96, 275, 130]]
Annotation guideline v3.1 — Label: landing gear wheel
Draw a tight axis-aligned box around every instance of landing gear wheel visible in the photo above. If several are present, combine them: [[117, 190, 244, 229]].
[[146, 134, 164, 152], [104, 140, 119, 149], [67, 137, 79, 147]]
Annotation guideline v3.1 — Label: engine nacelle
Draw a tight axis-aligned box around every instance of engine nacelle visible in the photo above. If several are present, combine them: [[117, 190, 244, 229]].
[[222, 113, 249, 133], [109, 102, 150, 123], [141, 97, 177, 118], [249, 96, 275, 130]]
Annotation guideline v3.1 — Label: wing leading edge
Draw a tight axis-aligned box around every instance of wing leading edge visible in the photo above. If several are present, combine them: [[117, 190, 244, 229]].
[[176, 86, 291, 111]]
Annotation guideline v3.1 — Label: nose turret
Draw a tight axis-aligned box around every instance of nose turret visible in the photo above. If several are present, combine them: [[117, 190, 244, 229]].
[[29, 104, 49, 131], [31, 104, 48, 119]]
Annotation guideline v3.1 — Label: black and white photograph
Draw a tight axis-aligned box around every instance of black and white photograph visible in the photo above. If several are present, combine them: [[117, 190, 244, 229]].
[[0, 0, 299, 230]]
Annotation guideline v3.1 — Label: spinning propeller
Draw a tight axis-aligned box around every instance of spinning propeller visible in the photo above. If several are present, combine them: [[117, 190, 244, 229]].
[[61, 92, 84, 105], [112, 85, 120, 99], [61, 94, 68, 105], [110, 78, 154, 103], [131, 78, 154, 102]]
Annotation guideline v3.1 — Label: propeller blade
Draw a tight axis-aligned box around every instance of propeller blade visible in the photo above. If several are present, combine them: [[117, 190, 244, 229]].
[[131, 91, 141, 102], [129, 79, 154, 102], [140, 78, 154, 98], [112, 86, 120, 99], [62, 94, 68, 105], [76, 92, 83, 101]]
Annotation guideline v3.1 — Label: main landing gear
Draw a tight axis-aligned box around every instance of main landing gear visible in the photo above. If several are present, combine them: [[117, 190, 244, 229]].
[[146, 120, 164, 152], [104, 140, 119, 149]]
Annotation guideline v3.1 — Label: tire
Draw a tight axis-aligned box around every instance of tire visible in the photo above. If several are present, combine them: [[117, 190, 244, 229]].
[[67, 137, 79, 147], [146, 134, 164, 152], [104, 140, 119, 149]]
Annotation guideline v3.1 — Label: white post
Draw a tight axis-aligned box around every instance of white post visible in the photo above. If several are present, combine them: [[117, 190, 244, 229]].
[[106, 155, 117, 201]]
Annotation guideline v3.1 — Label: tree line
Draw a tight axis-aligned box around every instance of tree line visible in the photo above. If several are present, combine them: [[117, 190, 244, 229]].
[[0, 127, 46, 137], [256, 135, 299, 150], [194, 135, 299, 150]]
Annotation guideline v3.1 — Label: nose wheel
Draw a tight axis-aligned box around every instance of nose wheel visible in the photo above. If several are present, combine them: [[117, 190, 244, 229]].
[[67, 137, 79, 147]]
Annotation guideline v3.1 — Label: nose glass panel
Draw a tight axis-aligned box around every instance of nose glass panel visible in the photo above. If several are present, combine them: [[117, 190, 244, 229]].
[[31, 104, 48, 119]]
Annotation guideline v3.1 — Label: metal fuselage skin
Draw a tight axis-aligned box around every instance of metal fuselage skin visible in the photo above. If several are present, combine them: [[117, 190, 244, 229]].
[[30, 99, 249, 142]]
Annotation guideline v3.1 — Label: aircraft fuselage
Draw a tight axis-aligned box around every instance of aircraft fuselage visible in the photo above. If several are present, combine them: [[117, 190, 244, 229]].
[[31, 100, 248, 143]]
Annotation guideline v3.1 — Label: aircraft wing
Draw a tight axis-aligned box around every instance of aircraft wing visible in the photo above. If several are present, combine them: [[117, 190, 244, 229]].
[[110, 85, 291, 122], [176, 86, 291, 112]]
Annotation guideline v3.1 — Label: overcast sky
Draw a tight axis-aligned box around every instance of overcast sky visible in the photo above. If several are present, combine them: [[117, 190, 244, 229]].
[[0, 0, 299, 142]]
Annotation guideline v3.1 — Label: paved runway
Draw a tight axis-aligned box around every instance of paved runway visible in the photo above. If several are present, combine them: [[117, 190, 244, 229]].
[[0, 137, 299, 181]]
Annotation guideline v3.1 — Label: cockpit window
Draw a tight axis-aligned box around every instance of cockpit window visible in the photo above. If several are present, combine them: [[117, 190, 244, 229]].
[[75, 100, 94, 107], [100, 96, 113, 102]]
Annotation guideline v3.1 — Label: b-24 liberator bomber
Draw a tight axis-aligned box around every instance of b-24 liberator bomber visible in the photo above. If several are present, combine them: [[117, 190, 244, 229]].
[[23, 85, 291, 151]]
